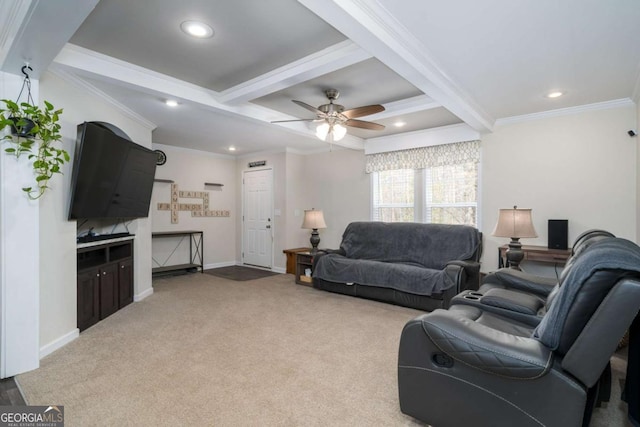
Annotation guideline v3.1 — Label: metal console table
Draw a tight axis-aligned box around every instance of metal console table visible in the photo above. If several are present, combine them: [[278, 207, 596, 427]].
[[152, 230, 204, 275]]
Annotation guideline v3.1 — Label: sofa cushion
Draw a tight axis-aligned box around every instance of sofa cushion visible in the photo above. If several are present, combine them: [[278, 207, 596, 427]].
[[340, 222, 480, 269], [313, 254, 454, 296]]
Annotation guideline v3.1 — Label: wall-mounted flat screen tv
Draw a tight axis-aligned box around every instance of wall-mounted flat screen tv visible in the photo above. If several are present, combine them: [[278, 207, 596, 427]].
[[68, 121, 157, 220]]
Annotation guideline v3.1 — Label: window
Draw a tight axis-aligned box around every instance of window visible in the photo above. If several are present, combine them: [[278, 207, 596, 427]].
[[371, 169, 415, 222], [424, 161, 478, 226], [368, 141, 479, 227]]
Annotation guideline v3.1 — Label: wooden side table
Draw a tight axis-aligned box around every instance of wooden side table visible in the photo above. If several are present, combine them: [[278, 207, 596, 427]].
[[295, 252, 314, 286], [283, 247, 311, 274], [498, 244, 571, 268]]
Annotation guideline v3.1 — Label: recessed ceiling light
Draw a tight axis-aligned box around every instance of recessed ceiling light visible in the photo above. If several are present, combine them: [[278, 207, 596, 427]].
[[180, 20, 214, 39], [546, 91, 564, 99], [165, 99, 178, 107], [228, 146, 236, 151], [394, 121, 406, 128]]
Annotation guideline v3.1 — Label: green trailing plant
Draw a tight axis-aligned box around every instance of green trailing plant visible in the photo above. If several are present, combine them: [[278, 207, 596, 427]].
[[0, 98, 70, 200]]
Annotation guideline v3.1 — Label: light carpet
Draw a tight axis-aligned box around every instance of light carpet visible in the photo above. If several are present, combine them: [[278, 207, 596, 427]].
[[17, 273, 629, 426]]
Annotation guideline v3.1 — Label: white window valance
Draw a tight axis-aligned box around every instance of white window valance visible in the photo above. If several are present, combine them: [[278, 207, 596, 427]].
[[365, 140, 480, 173]]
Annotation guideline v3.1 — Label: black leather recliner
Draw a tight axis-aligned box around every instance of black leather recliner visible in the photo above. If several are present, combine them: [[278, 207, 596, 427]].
[[450, 229, 616, 326], [398, 236, 640, 427]]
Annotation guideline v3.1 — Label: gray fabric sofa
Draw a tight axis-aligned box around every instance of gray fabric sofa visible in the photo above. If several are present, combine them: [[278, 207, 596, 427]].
[[312, 222, 482, 311]]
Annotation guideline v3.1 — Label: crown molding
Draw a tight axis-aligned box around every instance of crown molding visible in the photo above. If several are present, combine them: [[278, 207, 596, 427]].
[[152, 143, 236, 160], [495, 98, 636, 126], [47, 65, 156, 131]]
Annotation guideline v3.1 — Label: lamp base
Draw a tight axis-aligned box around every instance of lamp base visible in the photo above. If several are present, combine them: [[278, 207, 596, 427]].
[[506, 238, 524, 270], [309, 229, 320, 255]]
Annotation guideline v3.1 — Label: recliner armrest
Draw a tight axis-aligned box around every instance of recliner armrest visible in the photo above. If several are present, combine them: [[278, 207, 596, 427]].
[[483, 268, 557, 296], [421, 310, 552, 379], [447, 260, 481, 291]]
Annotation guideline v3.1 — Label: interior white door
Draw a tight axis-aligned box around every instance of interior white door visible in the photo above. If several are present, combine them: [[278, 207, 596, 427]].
[[243, 169, 273, 268]]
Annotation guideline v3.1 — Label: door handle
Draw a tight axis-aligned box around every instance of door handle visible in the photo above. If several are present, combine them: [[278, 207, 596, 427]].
[[266, 225, 271, 229]]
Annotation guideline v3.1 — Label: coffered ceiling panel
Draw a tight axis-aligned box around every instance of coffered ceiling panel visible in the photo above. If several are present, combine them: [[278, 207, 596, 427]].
[[70, 0, 346, 91]]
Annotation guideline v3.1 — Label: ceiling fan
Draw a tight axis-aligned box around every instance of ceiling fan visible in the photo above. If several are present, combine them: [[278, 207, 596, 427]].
[[271, 89, 385, 141]]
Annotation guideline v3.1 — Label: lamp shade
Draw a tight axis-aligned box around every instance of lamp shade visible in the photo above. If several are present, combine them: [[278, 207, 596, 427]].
[[301, 209, 327, 229], [492, 207, 537, 238]]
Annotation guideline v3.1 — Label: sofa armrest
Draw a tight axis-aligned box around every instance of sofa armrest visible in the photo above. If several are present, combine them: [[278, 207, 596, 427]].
[[421, 310, 552, 379], [311, 248, 345, 270], [483, 268, 557, 296], [447, 260, 481, 292]]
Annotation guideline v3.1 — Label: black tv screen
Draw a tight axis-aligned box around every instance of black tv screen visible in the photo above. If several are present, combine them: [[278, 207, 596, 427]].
[[68, 122, 157, 220]]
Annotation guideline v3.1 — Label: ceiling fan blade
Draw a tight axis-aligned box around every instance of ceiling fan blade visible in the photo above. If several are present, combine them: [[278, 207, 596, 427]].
[[292, 100, 325, 116], [341, 104, 385, 119], [270, 118, 317, 123], [345, 119, 385, 131]]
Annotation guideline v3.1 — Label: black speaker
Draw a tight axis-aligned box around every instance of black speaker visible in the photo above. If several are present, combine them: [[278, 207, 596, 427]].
[[548, 219, 568, 250]]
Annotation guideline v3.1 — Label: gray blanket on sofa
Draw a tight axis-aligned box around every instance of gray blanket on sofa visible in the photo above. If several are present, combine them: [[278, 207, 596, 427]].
[[313, 254, 455, 296], [313, 222, 481, 296]]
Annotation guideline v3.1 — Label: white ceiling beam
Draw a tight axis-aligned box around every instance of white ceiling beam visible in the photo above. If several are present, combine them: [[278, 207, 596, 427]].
[[1, 0, 99, 78], [53, 44, 364, 150], [365, 94, 440, 121], [298, 0, 494, 132], [219, 40, 371, 104], [0, 0, 33, 68]]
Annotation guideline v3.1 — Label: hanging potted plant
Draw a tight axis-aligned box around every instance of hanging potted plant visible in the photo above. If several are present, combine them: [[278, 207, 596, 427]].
[[0, 65, 69, 200]]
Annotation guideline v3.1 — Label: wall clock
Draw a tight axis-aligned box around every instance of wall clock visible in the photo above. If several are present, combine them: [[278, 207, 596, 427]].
[[154, 150, 167, 166]]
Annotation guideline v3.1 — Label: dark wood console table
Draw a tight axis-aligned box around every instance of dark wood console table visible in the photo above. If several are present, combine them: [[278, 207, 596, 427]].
[[152, 231, 204, 275], [498, 244, 571, 268]]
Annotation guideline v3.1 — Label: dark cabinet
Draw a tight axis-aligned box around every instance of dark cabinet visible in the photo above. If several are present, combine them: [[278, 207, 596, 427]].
[[77, 239, 134, 332], [77, 269, 100, 332], [99, 263, 119, 319], [118, 259, 134, 308]]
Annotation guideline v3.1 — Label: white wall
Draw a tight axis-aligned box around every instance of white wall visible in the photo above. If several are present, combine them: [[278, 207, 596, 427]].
[[284, 152, 311, 249], [301, 148, 370, 249], [150, 144, 236, 269], [38, 71, 154, 355], [482, 105, 637, 273], [0, 71, 40, 376]]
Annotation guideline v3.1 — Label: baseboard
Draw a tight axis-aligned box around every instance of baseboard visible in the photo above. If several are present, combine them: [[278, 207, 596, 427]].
[[134, 287, 154, 302], [203, 261, 237, 270], [40, 328, 79, 359], [272, 266, 286, 274]]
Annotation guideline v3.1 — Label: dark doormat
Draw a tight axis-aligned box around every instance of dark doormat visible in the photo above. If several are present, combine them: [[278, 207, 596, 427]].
[[204, 265, 280, 281]]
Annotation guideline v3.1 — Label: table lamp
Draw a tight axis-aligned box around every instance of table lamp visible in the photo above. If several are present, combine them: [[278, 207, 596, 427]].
[[301, 209, 327, 254], [492, 206, 537, 270]]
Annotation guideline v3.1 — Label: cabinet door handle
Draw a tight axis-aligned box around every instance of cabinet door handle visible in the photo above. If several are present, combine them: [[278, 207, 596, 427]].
[[121, 265, 125, 269], [102, 271, 106, 275], [96, 273, 100, 277]]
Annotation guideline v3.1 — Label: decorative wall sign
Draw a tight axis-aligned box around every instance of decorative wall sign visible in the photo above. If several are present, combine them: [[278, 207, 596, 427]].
[[157, 183, 230, 224], [248, 160, 266, 168]]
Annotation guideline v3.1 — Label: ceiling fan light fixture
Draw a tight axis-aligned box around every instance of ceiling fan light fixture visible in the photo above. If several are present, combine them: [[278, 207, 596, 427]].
[[316, 122, 330, 141], [332, 123, 347, 141]]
